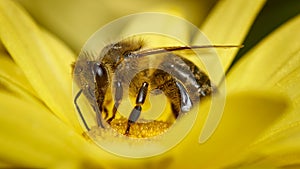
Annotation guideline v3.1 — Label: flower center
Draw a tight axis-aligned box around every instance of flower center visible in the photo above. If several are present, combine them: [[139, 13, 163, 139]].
[[110, 117, 171, 138]]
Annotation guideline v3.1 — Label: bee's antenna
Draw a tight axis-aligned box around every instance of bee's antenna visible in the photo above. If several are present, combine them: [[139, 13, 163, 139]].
[[130, 45, 244, 58]]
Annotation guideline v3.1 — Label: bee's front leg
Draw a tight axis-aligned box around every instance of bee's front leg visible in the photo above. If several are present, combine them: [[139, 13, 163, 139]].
[[107, 81, 123, 124], [74, 89, 90, 131], [125, 82, 149, 135]]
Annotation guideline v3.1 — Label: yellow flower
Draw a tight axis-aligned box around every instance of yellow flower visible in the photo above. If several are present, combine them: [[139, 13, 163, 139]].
[[0, 0, 299, 168]]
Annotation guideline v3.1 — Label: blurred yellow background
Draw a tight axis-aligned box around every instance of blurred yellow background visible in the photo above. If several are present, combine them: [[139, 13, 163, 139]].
[[16, 0, 217, 53], [15, 0, 300, 64]]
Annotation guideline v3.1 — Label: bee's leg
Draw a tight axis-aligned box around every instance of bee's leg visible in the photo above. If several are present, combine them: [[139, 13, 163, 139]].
[[154, 78, 181, 118], [107, 81, 123, 124], [74, 89, 90, 131], [125, 82, 149, 135], [158, 80, 192, 119], [92, 104, 105, 128], [175, 81, 193, 113], [169, 81, 193, 118]]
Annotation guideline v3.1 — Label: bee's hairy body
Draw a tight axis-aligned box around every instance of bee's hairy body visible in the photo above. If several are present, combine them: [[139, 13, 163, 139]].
[[73, 38, 213, 137]]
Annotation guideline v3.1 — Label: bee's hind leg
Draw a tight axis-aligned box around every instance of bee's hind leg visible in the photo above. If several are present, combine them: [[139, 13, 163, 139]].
[[125, 82, 149, 135]]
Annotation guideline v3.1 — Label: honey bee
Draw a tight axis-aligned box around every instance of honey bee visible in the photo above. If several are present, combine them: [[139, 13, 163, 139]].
[[73, 36, 242, 137]]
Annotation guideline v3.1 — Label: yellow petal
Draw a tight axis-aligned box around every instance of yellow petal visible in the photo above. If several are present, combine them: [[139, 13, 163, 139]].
[[233, 123, 300, 169], [225, 15, 300, 168], [227, 15, 300, 130], [0, 92, 80, 167], [227, 15, 300, 90], [193, 0, 266, 71], [0, 88, 130, 168], [0, 49, 36, 97], [226, 122, 300, 168], [0, 83, 126, 168], [257, 67, 300, 142], [153, 91, 288, 169], [0, 1, 80, 130], [70, 92, 287, 169]]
